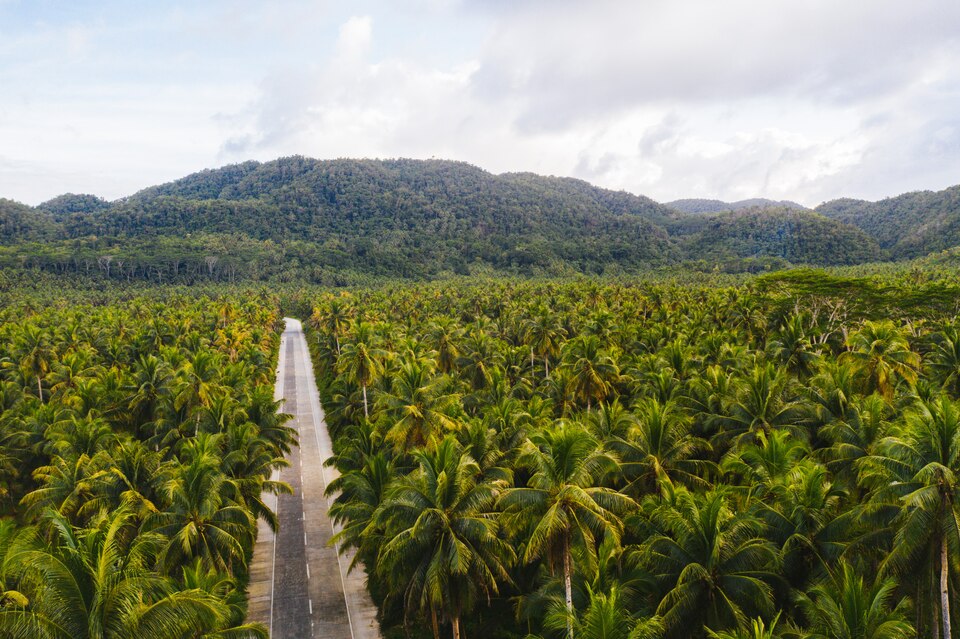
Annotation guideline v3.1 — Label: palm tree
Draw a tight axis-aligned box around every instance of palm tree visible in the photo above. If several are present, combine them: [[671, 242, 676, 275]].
[[427, 318, 461, 375], [0, 508, 246, 638], [563, 335, 619, 412], [500, 422, 633, 639], [797, 562, 914, 639], [151, 449, 254, 574], [760, 462, 848, 591], [243, 384, 296, 456], [768, 314, 820, 378], [717, 364, 806, 446], [523, 310, 565, 380], [378, 356, 460, 452], [311, 296, 354, 356], [375, 437, 514, 639], [543, 584, 663, 639], [639, 488, 778, 638], [612, 398, 713, 499], [707, 614, 780, 639], [124, 355, 172, 437], [17, 324, 54, 403], [338, 321, 386, 418], [329, 450, 394, 570], [927, 324, 960, 398], [720, 430, 809, 497], [20, 454, 112, 524], [221, 422, 291, 533], [858, 395, 960, 639], [840, 321, 920, 401]]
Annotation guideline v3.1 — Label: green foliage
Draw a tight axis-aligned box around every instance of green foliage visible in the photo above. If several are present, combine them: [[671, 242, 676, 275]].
[[818, 185, 960, 259], [0, 289, 290, 636], [306, 274, 960, 639], [10, 157, 954, 283]]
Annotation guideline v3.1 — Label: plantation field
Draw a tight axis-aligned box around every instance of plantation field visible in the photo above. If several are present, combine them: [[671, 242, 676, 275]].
[[308, 274, 960, 639], [1, 268, 960, 638], [0, 292, 294, 637]]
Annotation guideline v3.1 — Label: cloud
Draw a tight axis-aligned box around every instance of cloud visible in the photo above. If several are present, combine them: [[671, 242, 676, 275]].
[[2, 1, 960, 206], [471, 0, 960, 131]]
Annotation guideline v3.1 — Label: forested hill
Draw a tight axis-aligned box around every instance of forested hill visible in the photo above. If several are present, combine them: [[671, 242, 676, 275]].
[[0, 157, 932, 282], [669, 207, 881, 267], [666, 197, 806, 214], [816, 185, 960, 259]]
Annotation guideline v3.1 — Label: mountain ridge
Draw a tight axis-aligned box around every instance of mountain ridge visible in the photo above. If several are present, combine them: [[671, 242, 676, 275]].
[[1, 156, 955, 281]]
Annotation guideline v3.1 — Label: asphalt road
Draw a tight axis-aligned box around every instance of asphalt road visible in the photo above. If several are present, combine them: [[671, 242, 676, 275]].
[[248, 318, 381, 639]]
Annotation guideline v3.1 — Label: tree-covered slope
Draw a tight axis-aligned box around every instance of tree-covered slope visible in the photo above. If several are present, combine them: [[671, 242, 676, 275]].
[[69, 157, 679, 273], [817, 185, 960, 259], [37, 193, 111, 218], [667, 197, 805, 214], [0, 198, 57, 244], [4, 157, 950, 281], [673, 207, 881, 266]]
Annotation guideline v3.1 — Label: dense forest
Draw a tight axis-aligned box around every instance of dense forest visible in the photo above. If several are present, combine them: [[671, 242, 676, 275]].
[[817, 185, 960, 259], [0, 289, 294, 637], [665, 199, 805, 215], [6, 157, 955, 282], [304, 269, 960, 639]]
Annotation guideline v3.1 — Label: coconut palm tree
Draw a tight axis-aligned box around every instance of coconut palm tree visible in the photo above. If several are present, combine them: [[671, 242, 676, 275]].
[[501, 422, 633, 639], [639, 488, 778, 639], [378, 356, 460, 452], [717, 364, 806, 447], [612, 398, 713, 499], [338, 321, 386, 418], [0, 508, 246, 639], [542, 584, 663, 639], [857, 395, 960, 639], [375, 437, 514, 639], [927, 324, 960, 398], [797, 562, 914, 639], [563, 335, 619, 412], [840, 321, 920, 402], [17, 324, 54, 403], [151, 449, 254, 574]]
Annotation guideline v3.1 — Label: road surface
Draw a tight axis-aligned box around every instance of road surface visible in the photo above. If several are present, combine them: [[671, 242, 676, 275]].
[[248, 318, 381, 639]]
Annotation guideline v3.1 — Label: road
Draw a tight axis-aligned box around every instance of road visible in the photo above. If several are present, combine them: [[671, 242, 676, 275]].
[[248, 318, 381, 639]]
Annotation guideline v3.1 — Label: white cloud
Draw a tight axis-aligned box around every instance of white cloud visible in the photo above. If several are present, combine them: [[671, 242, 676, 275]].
[[1, 1, 959, 207]]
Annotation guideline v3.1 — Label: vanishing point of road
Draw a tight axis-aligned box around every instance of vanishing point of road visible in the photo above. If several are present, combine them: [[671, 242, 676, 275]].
[[248, 318, 381, 639]]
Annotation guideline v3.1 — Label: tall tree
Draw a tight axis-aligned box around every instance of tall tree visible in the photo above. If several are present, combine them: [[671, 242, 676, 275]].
[[859, 395, 960, 639], [376, 438, 514, 639], [501, 422, 632, 639]]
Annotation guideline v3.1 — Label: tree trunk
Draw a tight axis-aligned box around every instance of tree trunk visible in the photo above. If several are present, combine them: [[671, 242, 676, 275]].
[[362, 384, 369, 418], [563, 529, 574, 639], [37, 375, 43, 404], [942, 535, 952, 639], [451, 614, 461, 639], [545, 356, 550, 378], [930, 567, 941, 639], [431, 606, 440, 639], [530, 347, 535, 375]]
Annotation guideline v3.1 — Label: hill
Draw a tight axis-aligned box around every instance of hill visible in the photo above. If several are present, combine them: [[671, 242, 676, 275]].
[[671, 207, 881, 267], [37, 193, 111, 218], [0, 157, 916, 282], [0, 198, 57, 245], [666, 197, 806, 214], [816, 185, 960, 259]]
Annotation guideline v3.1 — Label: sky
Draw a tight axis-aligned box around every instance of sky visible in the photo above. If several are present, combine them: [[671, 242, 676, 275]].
[[1, 0, 959, 207]]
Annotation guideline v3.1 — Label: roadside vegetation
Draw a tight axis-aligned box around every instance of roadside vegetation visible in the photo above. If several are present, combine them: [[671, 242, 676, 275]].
[[309, 270, 960, 639], [0, 291, 294, 638]]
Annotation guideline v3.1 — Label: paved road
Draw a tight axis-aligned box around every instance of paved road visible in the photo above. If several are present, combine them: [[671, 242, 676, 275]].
[[248, 318, 381, 639]]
